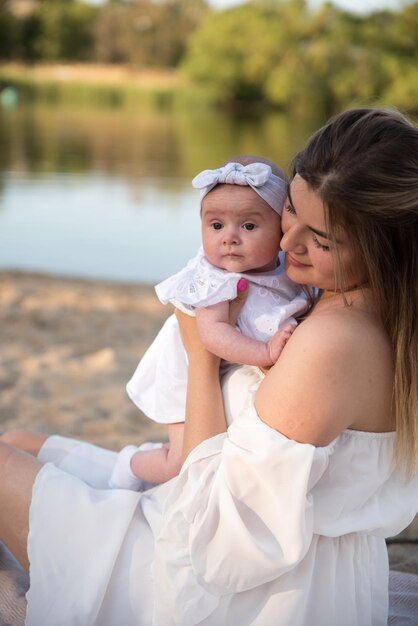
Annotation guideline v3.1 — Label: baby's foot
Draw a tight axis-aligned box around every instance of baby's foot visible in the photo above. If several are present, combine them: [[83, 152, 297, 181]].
[[109, 442, 163, 491]]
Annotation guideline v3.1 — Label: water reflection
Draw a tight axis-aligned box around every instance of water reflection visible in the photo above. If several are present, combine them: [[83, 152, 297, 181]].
[[0, 103, 318, 283], [0, 172, 201, 283]]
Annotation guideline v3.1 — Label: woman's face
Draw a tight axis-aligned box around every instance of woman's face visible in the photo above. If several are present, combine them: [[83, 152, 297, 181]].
[[280, 175, 367, 293]]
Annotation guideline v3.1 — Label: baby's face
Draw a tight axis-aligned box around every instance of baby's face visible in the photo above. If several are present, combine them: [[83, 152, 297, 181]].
[[201, 185, 282, 274]]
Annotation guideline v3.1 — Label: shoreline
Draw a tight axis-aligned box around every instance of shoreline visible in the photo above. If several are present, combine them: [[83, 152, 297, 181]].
[[0, 62, 211, 110]]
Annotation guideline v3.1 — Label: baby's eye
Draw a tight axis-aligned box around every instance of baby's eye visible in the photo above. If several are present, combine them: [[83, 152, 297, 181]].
[[243, 223, 256, 231], [312, 235, 330, 252], [211, 222, 223, 230]]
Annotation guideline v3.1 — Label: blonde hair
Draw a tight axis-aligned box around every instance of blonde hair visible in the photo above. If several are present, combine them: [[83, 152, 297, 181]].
[[293, 107, 418, 475]]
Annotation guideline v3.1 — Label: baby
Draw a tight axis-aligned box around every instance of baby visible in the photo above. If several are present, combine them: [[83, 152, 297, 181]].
[[109, 156, 307, 490]]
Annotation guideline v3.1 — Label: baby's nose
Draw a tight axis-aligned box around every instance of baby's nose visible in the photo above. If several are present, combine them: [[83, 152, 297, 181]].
[[222, 227, 240, 244]]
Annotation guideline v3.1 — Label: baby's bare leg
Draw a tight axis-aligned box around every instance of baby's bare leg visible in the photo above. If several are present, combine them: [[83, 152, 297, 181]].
[[130, 422, 184, 484], [0, 442, 43, 571], [0, 430, 48, 457], [110, 423, 184, 489]]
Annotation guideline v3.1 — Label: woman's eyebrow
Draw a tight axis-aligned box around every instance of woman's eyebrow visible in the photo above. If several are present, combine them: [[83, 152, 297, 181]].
[[287, 188, 341, 243]]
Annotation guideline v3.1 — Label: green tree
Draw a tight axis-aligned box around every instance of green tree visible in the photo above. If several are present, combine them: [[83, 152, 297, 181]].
[[93, 2, 132, 63], [183, 0, 418, 115], [0, 0, 21, 59], [93, 0, 208, 67], [183, 2, 291, 102], [377, 3, 418, 111], [32, 0, 98, 61]]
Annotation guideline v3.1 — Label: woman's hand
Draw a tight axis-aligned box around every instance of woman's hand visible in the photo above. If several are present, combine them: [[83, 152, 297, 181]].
[[175, 279, 248, 459], [175, 308, 219, 366], [176, 278, 248, 459], [176, 308, 225, 459], [174, 308, 202, 355]]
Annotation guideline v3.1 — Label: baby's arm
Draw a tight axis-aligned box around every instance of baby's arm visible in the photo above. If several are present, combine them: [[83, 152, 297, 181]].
[[196, 302, 294, 367], [109, 423, 184, 489]]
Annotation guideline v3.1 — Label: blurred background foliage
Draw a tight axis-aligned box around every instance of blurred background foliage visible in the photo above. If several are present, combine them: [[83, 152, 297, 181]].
[[0, 0, 417, 115]]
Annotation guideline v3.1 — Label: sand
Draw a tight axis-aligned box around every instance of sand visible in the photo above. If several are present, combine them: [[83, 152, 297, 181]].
[[0, 270, 169, 450], [0, 269, 417, 573]]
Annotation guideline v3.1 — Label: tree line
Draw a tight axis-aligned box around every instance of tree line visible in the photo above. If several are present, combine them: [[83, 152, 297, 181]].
[[0, 0, 208, 66], [1, 0, 417, 115]]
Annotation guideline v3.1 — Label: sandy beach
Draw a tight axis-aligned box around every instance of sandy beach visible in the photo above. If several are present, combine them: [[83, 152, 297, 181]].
[[0, 270, 169, 450], [0, 269, 417, 574]]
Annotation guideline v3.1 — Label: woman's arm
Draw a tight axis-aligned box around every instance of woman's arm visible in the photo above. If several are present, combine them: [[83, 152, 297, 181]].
[[196, 303, 293, 367], [175, 309, 226, 460], [176, 280, 254, 459], [255, 310, 394, 445]]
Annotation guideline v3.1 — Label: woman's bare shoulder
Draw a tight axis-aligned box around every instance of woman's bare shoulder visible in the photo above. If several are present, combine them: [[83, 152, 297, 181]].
[[255, 302, 394, 445], [295, 301, 389, 349]]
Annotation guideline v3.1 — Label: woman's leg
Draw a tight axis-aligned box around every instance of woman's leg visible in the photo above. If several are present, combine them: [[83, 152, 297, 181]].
[[0, 430, 48, 456], [0, 442, 43, 571]]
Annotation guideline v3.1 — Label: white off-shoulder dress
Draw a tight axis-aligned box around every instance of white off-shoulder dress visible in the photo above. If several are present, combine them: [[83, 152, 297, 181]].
[[127, 249, 307, 424], [26, 366, 418, 626]]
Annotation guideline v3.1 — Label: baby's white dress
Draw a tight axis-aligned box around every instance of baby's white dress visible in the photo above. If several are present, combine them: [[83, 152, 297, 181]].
[[127, 249, 307, 423], [26, 365, 418, 626]]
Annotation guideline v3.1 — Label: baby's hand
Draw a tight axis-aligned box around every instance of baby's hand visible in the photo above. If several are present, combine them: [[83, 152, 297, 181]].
[[267, 324, 295, 363]]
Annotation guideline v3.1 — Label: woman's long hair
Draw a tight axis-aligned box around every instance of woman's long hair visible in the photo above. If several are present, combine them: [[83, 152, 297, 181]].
[[293, 107, 418, 475]]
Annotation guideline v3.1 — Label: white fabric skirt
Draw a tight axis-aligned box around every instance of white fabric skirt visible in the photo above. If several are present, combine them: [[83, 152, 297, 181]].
[[26, 436, 172, 626]]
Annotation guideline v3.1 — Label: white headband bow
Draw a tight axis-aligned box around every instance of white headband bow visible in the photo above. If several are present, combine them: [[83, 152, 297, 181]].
[[192, 162, 287, 215]]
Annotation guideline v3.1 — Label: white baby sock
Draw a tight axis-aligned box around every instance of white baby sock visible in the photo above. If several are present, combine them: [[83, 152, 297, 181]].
[[109, 441, 164, 491]]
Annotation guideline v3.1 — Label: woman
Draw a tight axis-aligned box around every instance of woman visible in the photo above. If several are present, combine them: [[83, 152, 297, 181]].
[[1, 107, 418, 625]]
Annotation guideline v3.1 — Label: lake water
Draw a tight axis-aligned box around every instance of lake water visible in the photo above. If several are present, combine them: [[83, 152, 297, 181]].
[[0, 102, 317, 284]]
